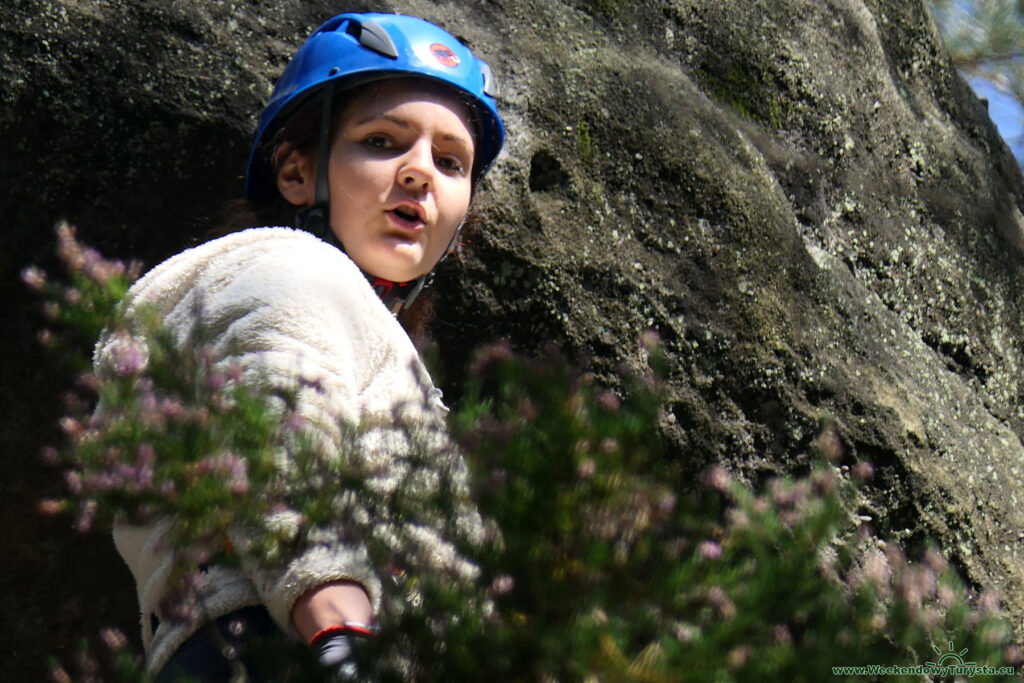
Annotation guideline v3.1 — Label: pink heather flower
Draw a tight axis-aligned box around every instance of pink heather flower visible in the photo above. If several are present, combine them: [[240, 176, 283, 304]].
[[37, 498, 65, 515], [136, 444, 154, 466], [56, 223, 84, 270], [76, 372, 101, 393], [815, 428, 844, 462], [577, 458, 597, 479], [230, 476, 250, 496], [850, 549, 891, 598], [707, 586, 736, 619], [751, 497, 769, 515], [937, 583, 956, 608], [920, 607, 942, 631], [979, 591, 1002, 614], [852, 461, 874, 481], [518, 398, 538, 420], [192, 407, 210, 428], [100, 628, 128, 651], [656, 491, 677, 516], [703, 466, 732, 493], [923, 547, 949, 573], [63, 288, 82, 305], [85, 472, 116, 493], [100, 446, 122, 467], [770, 479, 809, 509], [698, 540, 723, 560], [74, 499, 97, 532], [49, 664, 72, 683], [53, 222, 126, 285], [639, 329, 661, 350], [105, 331, 148, 377], [42, 301, 60, 321], [225, 364, 245, 383], [134, 444, 156, 489], [197, 452, 250, 496], [20, 266, 47, 292], [726, 507, 749, 529], [160, 398, 186, 421], [206, 370, 227, 392], [468, 340, 514, 377], [37, 329, 56, 347], [490, 574, 515, 595], [138, 392, 161, 425], [982, 623, 1008, 645], [40, 446, 59, 465], [158, 575, 202, 627], [64, 470, 83, 495], [228, 619, 247, 637], [884, 544, 906, 571], [863, 549, 891, 586], [672, 622, 698, 643], [727, 646, 750, 669], [596, 391, 621, 413], [898, 567, 933, 616], [210, 394, 232, 412], [812, 468, 837, 496]]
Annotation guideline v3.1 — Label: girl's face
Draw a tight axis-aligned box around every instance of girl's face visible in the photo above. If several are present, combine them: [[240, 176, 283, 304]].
[[280, 79, 476, 283]]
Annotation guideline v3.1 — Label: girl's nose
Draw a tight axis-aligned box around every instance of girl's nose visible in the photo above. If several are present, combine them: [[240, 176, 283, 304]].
[[399, 141, 434, 192]]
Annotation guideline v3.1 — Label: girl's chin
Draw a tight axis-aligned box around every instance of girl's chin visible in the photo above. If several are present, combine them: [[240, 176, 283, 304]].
[[361, 255, 427, 283]]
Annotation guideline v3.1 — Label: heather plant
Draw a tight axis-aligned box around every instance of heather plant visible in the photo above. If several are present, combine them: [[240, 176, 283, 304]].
[[440, 346, 1019, 681], [27, 225, 1021, 681]]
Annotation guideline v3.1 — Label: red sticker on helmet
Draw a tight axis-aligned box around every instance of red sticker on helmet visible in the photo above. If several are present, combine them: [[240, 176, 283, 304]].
[[430, 43, 460, 68]]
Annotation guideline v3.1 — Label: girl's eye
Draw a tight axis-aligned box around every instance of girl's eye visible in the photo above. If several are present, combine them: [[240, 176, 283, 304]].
[[363, 135, 392, 149], [436, 155, 466, 175]]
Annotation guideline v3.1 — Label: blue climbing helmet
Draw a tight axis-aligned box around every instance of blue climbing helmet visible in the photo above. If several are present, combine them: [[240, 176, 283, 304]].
[[244, 12, 505, 203]]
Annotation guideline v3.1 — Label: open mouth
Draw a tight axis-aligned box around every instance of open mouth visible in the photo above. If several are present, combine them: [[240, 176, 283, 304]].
[[389, 205, 425, 230], [393, 206, 420, 221]]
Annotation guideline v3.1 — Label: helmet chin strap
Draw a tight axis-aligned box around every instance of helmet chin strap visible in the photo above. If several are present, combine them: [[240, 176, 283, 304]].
[[368, 221, 464, 312], [295, 83, 442, 315], [296, 84, 334, 240]]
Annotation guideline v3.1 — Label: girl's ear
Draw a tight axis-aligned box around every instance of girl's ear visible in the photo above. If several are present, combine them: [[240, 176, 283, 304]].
[[275, 142, 316, 207]]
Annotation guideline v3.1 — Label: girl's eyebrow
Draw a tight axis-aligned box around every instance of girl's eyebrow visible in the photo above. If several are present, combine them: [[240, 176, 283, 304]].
[[356, 113, 472, 147]]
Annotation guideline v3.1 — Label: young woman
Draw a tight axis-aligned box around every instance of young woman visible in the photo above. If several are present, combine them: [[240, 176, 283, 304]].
[[94, 12, 504, 680]]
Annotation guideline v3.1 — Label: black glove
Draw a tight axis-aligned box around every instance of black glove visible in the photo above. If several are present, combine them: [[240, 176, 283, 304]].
[[312, 623, 374, 680]]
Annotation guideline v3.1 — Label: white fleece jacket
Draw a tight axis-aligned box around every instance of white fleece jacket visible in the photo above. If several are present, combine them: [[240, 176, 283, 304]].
[[94, 227, 479, 673]]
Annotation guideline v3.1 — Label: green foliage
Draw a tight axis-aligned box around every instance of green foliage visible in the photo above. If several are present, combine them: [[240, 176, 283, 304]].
[[577, 120, 596, 160], [28, 226, 1021, 681], [446, 347, 1017, 681], [929, 0, 1024, 155], [930, 0, 1024, 100]]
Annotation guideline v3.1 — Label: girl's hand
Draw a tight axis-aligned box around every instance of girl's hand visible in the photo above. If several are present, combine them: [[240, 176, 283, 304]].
[[291, 580, 373, 643]]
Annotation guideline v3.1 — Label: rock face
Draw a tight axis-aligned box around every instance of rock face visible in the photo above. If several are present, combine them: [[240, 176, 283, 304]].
[[3, 0, 1024, 673]]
